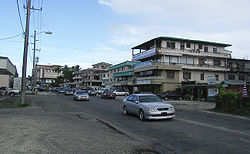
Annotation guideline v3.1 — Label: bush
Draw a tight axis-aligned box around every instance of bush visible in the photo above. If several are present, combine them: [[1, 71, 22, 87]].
[[216, 90, 238, 111]]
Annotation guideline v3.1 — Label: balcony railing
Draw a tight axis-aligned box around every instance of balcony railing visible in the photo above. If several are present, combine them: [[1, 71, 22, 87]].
[[157, 48, 231, 58], [134, 60, 228, 71], [134, 61, 181, 69], [182, 63, 229, 71], [136, 76, 165, 82]]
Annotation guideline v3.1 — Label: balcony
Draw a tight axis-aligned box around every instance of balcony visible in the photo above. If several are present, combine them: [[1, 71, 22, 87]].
[[157, 48, 231, 58], [134, 61, 182, 72], [136, 76, 164, 85], [113, 71, 134, 77], [113, 80, 133, 86], [73, 76, 82, 80], [182, 63, 229, 72]]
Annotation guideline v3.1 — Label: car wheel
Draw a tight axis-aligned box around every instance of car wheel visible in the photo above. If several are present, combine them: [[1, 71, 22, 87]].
[[139, 109, 145, 121], [125, 93, 128, 96], [10, 92, 15, 97], [123, 106, 128, 115]]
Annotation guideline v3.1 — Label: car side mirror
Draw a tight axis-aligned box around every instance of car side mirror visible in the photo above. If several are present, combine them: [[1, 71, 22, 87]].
[[135, 100, 139, 104]]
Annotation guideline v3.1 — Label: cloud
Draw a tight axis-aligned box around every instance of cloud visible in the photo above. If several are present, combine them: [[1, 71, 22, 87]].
[[98, 0, 112, 7], [99, 0, 250, 59]]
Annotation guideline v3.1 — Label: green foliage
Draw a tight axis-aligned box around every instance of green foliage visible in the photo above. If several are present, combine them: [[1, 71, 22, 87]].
[[184, 94, 192, 100], [216, 89, 250, 114], [45, 87, 49, 92]]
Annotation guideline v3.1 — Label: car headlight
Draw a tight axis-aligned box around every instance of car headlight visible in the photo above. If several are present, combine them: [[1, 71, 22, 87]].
[[145, 108, 158, 112], [169, 107, 175, 110]]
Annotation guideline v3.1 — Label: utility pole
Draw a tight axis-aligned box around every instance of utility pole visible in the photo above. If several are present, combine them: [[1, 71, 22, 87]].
[[21, 0, 31, 104], [32, 30, 37, 89]]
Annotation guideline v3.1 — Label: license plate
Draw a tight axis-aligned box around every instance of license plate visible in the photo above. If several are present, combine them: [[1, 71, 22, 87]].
[[161, 112, 167, 115]]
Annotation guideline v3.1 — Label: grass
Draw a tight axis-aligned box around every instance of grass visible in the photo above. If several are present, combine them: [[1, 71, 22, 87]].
[[0, 96, 30, 108], [210, 108, 250, 118], [9, 103, 30, 108]]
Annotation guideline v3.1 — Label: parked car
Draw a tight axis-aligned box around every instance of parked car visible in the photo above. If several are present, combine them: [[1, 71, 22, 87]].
[[57, 88, 65, 93], [122, 94, 175, 121], [0, 87, 20, 97], [158, 91, 182, 100], [64, 88, 74, 95], [113, 90, 129, 96], [88, 89, 97, 96], [73, 90, 89, 101], [101, 91, 116, 99]]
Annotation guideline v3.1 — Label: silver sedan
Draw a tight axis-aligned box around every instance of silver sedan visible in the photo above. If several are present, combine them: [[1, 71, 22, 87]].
[[122, 94, 175, 120], [73, 90, 89, 101]]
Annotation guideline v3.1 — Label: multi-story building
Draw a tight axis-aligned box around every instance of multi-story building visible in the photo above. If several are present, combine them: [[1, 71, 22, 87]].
[[132, 36, 231, 98], [81, 62, 111, 89], [72, 70, 83, 88], [223, 58, 250, 92], [108, 61, 135, 93], [36, 64, 62, 85], [101, 71, 109, 89], [0, 56, 18, 88]]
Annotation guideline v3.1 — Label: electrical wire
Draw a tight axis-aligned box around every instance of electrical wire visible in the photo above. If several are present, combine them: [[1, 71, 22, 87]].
[[16, 0, 25, 34], [0, 34, 23, 41]]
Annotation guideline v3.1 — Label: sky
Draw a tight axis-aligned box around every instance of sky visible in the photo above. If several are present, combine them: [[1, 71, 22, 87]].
[[0, 0, 250, 76]]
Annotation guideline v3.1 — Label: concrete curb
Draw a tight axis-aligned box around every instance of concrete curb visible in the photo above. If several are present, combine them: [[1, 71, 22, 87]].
[[199, 110, 250, 121]]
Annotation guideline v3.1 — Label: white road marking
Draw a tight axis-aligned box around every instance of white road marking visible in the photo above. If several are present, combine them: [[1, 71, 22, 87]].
[[177, 118, 250, 137]]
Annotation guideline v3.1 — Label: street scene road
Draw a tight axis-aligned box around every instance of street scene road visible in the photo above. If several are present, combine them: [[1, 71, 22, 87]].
[[1, 93, 250, 153]]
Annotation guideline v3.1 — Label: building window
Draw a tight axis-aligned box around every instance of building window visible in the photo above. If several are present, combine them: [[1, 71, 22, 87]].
[[167, 42, 175, 49], [167, 42, 171, 48], [204, 46, 208, 52], [164, 56, 170, 63], [171, 57, 178, 63], [198, 44, 203, 49], [186, 42, 191, 48], [213, 59, 221, 66], [183, 72, 191, 80], [239, 74, 245, 81], [180, 43, 185, 50], [181, 57, 186, 64], [166, 71, 175, 78], [215, 74, 219, 81], [213, 46, 217, 53], [228, 74, 235, 80], [200, 73, 204, 80], [187, 57, 194, 64], [171, 42, 175, 49]]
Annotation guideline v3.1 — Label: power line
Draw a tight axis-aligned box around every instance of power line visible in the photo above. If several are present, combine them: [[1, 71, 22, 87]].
[[16, 0, 25, 34], [0, 33, 23, 41]]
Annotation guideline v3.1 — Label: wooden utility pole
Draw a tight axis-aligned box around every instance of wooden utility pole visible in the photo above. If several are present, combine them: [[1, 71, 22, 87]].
[[32, 30, 37, 89], [21, 0, 31, 104]]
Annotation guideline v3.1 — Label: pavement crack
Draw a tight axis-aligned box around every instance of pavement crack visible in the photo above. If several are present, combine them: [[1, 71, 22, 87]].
[[96, 119, 127, 136]]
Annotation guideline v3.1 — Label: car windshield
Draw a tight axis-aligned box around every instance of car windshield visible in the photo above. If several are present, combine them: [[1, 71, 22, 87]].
[[139, 95, 162, 103], [76, 91, 87, 95]]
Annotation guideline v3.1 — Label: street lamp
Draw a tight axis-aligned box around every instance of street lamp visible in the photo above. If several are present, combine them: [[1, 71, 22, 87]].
[[32, 30, 52, 90]]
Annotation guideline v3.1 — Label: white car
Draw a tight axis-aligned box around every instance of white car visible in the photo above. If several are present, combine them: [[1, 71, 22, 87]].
[[122, 94, 175, 120], [113, 90, 129, 96], [73, 90, 89, 101]]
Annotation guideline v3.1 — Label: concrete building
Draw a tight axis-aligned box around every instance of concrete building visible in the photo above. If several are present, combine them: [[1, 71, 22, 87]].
[[36, 64, 62, 85], [108, 61, 135, 93], [101, 71, 109, 89], [81, 62, 112, 89], [0, 56, 18, 88], [132, 36, 231, 97], [72, 70, 83, 88], [222, 58, 250, 93]]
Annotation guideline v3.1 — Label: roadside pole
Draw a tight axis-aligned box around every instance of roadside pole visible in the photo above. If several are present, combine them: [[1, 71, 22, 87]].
[[32, 30, 37, 90], [21, 0, 31, 104]]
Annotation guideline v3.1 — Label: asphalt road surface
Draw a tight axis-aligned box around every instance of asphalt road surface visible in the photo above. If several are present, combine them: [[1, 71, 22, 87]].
[[1, 93, 250, 153], [66, 94, 250, 154]]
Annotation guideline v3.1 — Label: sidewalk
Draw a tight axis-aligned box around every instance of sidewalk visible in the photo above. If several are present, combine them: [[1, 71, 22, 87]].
[[0, 95, 150, 153]]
